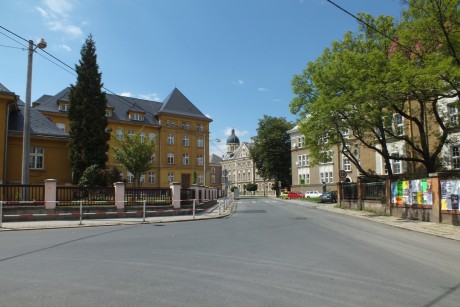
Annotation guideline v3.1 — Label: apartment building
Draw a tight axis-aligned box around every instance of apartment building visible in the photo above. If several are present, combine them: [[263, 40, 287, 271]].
[[0, 83, 212, 187]]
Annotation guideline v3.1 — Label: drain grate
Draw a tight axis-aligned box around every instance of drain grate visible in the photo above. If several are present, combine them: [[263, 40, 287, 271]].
[[237, 209, 267, 214]]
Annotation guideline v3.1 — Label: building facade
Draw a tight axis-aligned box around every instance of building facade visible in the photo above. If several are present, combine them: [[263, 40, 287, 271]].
[[1, 83, 213, 187], [220, 129, 274, 195]]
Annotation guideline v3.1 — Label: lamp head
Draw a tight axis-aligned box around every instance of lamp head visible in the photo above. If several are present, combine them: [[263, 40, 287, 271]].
[[36, 38, 47, 49]]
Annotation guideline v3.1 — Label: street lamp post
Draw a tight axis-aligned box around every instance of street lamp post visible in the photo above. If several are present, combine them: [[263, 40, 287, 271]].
[[21, 38, 47, 187]]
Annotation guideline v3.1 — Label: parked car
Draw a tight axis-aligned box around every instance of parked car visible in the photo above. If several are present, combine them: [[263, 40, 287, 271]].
[[287, 191, 304, 199], [320, 191, 338, 203], [305, 191, 322, 198], [280, 191, 289, 199]]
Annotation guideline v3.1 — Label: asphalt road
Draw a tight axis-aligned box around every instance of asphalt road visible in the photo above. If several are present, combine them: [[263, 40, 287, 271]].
[[0, 198, 459, 307]]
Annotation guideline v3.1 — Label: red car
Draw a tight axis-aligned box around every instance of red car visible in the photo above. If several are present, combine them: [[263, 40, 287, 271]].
[[287, 191, 304, 199]]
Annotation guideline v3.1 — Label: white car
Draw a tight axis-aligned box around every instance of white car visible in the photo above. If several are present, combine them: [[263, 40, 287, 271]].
[[305, 191, 322, 198]]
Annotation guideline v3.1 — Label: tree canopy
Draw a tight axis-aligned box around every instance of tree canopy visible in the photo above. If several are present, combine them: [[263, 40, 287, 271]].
[[249, 115, 294, 193], [112, 129, 156, 187], [290, 0, 460, 178], [68, 35, 110, 184]]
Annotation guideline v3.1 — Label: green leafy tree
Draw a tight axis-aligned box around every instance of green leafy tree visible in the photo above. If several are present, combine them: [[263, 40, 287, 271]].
[[249, 115, 293, 195], [112, 129, 156, 187], [290, 2, 460, 177], [68, 35, 110, 184], [245, 183, 258, 192]]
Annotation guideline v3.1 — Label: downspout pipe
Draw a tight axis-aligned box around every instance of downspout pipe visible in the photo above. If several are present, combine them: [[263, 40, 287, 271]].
[[3, 100, 15, 184]]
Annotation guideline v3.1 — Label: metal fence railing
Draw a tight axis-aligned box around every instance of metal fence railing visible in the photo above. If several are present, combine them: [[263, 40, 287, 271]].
[[125, 188, 172, 206], [180, 189, 196, 205], [0, 184, 45, 205], [362, 182, 386, 200], [56, 186, 115, 206], [341, 183, 358, 200]]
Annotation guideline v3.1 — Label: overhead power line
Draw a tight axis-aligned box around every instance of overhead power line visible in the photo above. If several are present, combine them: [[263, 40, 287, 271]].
[[325, 0, 418, 57], [0, 25, 159, 118]]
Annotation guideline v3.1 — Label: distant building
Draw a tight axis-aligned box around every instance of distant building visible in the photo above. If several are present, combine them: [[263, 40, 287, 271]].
[[220, 129, 274, 195]]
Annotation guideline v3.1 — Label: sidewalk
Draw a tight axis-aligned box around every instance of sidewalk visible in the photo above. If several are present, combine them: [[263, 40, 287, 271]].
[[0, 201, 236, 231], [314, 203, 460, 241]]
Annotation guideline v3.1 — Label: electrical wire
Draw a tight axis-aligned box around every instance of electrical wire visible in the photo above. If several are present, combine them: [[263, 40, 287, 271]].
[[0, 25, 159, 118], [325, 0, 419, 57]]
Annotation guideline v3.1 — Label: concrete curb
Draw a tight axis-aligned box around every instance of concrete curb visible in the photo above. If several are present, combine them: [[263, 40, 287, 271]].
[[0, 201, 237, 232]]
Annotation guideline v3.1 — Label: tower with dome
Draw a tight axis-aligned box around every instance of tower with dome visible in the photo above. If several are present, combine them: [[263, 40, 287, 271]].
[[220, 129, 274, 195]]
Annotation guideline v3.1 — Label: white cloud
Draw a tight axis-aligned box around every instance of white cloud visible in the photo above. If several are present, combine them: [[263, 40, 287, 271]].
[[37, 0, 83, 39], [46, 21, 83, 37], [35, 7, 49, 18], [232, 79, 244, 86], [225, 127, 249, 137], [58, 44, 71, 52], [44, 0, 74, 17], [257, 87, 268, 92], [138, 93, 161, 101], [119, 92, 133, 97]]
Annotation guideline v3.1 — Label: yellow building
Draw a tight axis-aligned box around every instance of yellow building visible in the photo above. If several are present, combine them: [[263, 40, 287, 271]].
[[1, 83, 212, 187]]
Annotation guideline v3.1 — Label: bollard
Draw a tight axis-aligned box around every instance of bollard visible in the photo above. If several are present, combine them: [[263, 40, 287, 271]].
[[143, 200, 146, 223], [219, 200, 221, 215], [0, 201, 2, 228], [193, 199, 196, 219], [79, 200, 83, 225]]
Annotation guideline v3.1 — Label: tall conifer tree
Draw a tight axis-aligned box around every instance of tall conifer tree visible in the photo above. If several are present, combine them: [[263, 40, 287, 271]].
[[68, 35, 109, 184]]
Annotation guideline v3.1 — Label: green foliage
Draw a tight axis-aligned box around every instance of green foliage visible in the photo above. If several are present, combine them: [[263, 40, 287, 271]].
[[249, 115, 294, 191], [290, 2, 460, 176], [68, 35, 110, 184], [112, 129, 156, 187], [192, 171, 197, 185], [78, 164, 106, 187], [245, 183, 258, 192], [230, 186, 238, 192], [104, 167, 122, 186]]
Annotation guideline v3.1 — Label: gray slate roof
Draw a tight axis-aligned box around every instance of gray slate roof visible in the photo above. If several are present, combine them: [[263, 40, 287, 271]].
[[8, 105, 68, 138], [159, 88, 211, 121], [34, 87, 210, 125]]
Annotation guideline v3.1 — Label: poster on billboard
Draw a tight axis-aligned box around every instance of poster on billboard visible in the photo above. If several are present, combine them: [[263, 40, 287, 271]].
[[391, 178, 432, 206], [440, 180, 460, 210]]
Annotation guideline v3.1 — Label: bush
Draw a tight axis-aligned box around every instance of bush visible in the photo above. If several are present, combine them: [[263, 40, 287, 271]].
[[79, 164, 106, 187], [245, 183, 258, 192]]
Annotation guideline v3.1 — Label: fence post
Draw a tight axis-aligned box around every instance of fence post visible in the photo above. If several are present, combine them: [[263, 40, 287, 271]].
[[44, 179, 57, 210], [114, 182, 125, 210], [0, 201, 3, 228], [170, 182, 181, 209]]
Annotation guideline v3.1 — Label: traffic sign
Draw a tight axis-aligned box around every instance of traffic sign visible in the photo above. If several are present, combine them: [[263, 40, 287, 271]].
[[339, 170, 347, 179]]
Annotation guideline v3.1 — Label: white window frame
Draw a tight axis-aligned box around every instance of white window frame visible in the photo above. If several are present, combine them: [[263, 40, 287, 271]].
[[197, 137, 204, 148], [167, 153, 174, 164], [453, 146, 460, 169], [168, 172, 174, 183], [148, 172, 155, 184], [167, 134, 175, 145], [448, 105, 458, 126], [116, 129, 124, 140], [343, 157, 351, 171], [56, 123, 65, 132], [183, 136, 190, 147], [182, 154, 190, 165], [197, 154, 204, 166], [29, 147, 44, 169]]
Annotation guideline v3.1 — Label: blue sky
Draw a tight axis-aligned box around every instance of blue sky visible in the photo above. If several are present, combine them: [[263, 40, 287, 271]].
[[1, 0, 404, 156]]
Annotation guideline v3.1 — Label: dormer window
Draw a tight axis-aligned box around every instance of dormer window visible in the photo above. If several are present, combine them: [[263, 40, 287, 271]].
[[58, 103, 69, 112], [106, 109, 113, 118], [129, 112, 144, 121]]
